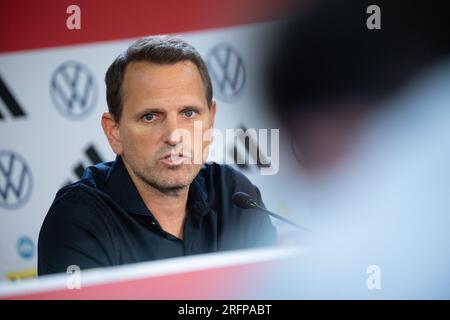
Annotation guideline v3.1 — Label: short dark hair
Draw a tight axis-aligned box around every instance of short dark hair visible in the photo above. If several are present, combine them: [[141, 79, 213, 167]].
[[105, 35, 213, 122]]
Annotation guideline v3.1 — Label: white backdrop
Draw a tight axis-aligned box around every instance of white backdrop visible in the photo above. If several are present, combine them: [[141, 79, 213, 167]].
[[0, 22, 311, 282]]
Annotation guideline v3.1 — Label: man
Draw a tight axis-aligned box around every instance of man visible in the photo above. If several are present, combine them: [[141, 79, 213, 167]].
[[38, 36, 277, 276]]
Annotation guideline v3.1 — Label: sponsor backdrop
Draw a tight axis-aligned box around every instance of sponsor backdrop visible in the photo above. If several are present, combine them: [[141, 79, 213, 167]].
[[0, 0, 309, 281]]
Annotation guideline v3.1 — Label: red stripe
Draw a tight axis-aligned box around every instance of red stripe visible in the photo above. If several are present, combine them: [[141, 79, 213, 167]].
[[4, 260, 281, 300], [0, 0, 297, 53]]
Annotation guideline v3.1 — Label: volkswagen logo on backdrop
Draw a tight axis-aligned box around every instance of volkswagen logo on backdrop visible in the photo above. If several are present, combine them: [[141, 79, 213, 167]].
[[50, 61, 98, 120], [0, 150, 33, 209], [16, 236, 34, 260], [206, 44, 246, 103]]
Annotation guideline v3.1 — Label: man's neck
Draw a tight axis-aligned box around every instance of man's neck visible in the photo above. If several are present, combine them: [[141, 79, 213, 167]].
[[123, 162, 189, 239]]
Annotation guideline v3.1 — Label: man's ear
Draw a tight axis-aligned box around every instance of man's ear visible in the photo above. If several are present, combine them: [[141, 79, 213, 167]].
[[209, 100, 217, 128], [101, 112, 123, 155]]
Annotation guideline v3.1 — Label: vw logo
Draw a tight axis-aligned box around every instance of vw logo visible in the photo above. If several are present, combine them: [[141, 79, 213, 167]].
[[50, 61, 97, 120], [17, 236, 34, 260], [0, 150, 33, 209], [206, 44, 246, 103]]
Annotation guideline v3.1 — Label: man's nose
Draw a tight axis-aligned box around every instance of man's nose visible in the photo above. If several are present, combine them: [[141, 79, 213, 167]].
[[164, 116, 183, 146]]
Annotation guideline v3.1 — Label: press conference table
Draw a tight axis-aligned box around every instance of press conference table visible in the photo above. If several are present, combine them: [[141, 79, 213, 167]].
[[0, 246, 304, 300]]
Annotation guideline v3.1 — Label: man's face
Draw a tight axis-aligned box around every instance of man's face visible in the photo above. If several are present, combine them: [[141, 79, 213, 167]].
[[106, 60, 216, 194]]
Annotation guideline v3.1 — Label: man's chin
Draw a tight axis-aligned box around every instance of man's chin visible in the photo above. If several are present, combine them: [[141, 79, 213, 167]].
[[144, 163, 201, 192], [150, 178, 190, 196], [154, 169, 192, 186]]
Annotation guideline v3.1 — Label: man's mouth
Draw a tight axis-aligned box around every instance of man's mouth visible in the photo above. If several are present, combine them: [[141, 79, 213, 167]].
[[159, 152, 191, 167]]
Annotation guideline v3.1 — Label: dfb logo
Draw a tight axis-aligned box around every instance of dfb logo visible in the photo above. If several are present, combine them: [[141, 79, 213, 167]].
[[16, 236, 34, 260], [206, 44, 246, 103], [0, 150, 33, 209], [50, 61, 97, 120]]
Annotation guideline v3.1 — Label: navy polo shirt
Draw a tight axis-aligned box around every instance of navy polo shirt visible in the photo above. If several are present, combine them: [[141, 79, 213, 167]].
[[38, 156, 277, 275]]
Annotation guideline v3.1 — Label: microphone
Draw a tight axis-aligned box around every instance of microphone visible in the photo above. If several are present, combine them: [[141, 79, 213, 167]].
[[232, 192, 309, 231]]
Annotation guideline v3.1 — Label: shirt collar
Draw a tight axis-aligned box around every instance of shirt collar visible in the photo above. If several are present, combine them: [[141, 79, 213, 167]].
[[187, 168, 210, 217], [105, 156, 210, 218]]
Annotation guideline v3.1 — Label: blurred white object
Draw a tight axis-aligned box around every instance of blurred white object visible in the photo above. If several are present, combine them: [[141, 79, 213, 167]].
[[265, 58, 450, 299]]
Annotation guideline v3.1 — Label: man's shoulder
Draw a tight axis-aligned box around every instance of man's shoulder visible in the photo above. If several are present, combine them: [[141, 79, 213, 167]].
[[48, 160, 116, 219], [200, 163, 276, 248], [201, 162, 254, 185], [200, 162, 263, 204], [39, 162, 116, 274], [56, 160, 114, 198]]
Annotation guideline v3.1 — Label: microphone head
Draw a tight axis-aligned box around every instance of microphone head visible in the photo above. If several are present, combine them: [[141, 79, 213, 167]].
[[232, 192, 258, 209]]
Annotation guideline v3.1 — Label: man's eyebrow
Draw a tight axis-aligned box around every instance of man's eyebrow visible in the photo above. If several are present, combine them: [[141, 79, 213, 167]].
[[134, 107, 166, 118], [134, 105, 205, 118], [180, 105, 202, 112]]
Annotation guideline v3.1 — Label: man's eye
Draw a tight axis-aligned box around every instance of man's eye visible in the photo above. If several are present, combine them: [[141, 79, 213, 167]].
[[143, 113, 156, 122], [183, 110, 195, 118]]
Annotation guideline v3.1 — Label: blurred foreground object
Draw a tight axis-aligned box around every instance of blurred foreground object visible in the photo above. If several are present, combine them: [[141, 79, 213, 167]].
[[263, 0, 450, 298]]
